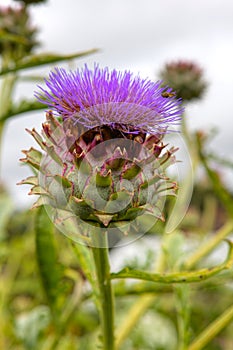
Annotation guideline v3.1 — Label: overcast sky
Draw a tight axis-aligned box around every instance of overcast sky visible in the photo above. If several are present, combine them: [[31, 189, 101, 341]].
[[1, 0, 233, 206]]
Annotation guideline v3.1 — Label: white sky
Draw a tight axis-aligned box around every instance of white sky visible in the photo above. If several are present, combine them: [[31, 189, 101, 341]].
[[1, 0, 233, 205]]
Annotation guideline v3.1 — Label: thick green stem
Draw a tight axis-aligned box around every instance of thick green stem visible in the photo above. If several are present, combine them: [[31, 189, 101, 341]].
[[91, 231, 115, 350]]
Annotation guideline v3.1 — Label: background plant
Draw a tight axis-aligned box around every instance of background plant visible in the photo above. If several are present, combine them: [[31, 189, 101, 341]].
[[0, 2, 233, 350]]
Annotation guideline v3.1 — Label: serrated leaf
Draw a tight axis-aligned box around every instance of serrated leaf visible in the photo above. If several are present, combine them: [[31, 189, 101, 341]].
[[95, 213, 113, 226], [0, 49, 98, 76], [29, 185, 50, 196], [52, 208, 91, 243], [18, 175, 38, 186], [95, 171, 112, 187], [82, 183, 110, 210], [121, 207, 144, 221], [109, 191, 132, 202], [122, 163, 141, 180], [140, 173, 163, 189], [143, 203, 164, 221], [26, 128, 46, 150], [21, 147, 42, 169], [69, 196, 93, 220], [43, 143, 63, 165], [54, 174, 72, 188], [105, 191, 133, 214], [32, 196, 46, 209]]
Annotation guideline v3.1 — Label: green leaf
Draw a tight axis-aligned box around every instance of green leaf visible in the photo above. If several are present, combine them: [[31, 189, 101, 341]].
[[0, 100, 45, 122], [140, 173, 162, 189], [111, 240, 233, 284], [120, 207, 144, 221], [0, 49, 98, 76], [95, 171, 112, 187], [18, 75, 45, 82], [95, 213, 113, 226], [20, 147, 42, 170], [18, 175, 39, 186], [26, 128, 46, 150], [54, 175, 72, 189], [29, 185, 51, 197], [69, 196, 93, 220], [42, 144, 63, 165], [34, 206, 65, 321], [122, 163, 141, 180], [113, 281, 172, 296]]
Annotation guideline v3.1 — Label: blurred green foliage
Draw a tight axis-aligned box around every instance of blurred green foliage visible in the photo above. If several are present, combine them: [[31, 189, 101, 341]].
[[0, 1, 233, 349]]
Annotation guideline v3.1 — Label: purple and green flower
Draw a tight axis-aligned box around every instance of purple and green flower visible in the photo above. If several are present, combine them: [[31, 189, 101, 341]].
[[21, 65, 184, 238]]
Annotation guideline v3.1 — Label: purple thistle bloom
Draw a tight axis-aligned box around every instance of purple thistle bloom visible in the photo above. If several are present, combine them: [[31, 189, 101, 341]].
[[36, 64, 184, 134], [21, 64, 184, 236]]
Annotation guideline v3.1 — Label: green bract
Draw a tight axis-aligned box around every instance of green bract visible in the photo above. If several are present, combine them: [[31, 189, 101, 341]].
[[20, 112, 178, 240]]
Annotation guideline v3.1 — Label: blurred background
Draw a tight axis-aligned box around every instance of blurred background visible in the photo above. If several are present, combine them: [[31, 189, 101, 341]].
[[1, 1, 233, 349], [1, 0, 233, 207]]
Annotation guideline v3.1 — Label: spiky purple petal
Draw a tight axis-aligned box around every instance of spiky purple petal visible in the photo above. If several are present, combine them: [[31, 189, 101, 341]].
[[36, 64, 184, 134]]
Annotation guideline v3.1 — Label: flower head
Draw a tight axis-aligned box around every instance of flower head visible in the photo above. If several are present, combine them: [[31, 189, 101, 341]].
[[36, 65, 184, 134], [160, 60, 207, 101], [21, 65, 184, 244], [0, 5, 38, 58]]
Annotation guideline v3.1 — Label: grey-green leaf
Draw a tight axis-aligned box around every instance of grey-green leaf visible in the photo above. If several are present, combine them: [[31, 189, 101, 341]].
[[0, 49, 98, 76], [0, 100, 44, 122]]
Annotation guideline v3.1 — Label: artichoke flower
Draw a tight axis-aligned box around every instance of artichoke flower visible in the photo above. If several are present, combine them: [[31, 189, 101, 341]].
[[20, 65, 184, 243], [0, 5, 38, 59], [160, 60, 207, 101]]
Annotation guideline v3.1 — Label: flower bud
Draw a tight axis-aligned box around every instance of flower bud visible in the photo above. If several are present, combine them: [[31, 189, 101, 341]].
[[160, 60, 207, 101]]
